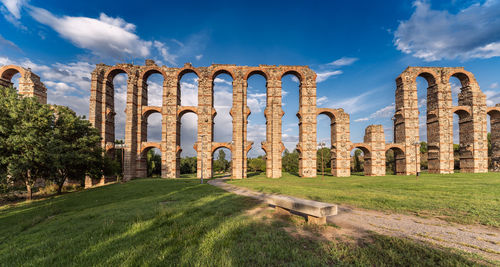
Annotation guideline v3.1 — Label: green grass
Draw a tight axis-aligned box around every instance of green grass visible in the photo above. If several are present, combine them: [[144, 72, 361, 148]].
[[0, 178, 487, 266], [230, 172, 500, 227]]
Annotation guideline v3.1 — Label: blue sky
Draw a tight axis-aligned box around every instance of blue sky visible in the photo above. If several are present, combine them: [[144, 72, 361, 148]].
[[1, 0, 500, 157]]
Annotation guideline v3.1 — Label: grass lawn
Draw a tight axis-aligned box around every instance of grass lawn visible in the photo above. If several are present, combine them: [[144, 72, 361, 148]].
[[0, 178, 487, 266], [230, 172, 500, 227]]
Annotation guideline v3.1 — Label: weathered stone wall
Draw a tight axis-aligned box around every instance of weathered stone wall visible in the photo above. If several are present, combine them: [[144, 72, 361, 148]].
[[394, 67, 489, 174], [0, 65, 47, 104], [88, 61, 318, 179]]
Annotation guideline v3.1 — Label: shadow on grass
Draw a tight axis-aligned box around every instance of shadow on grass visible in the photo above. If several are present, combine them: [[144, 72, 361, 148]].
[[0, 179, 483, 266]]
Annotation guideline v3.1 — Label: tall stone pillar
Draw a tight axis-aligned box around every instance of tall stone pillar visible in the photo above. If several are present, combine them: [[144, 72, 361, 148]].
[[135, 76, 148, 178], [394, 75, 419, 175], [263, 75, 283, 178], [231, 72, 245, 179], [490, 105, 500, 171], [123, 71, 139, 181], [297, 74, 317, 177], [363, 125, 385, 176], [197, 70, 213, 179], [426, 77, 454, 174], [164, 71, 178, 178], [458, 84, 488, 172], [331, 109, 350, 177], [89, 66, 105, 134]]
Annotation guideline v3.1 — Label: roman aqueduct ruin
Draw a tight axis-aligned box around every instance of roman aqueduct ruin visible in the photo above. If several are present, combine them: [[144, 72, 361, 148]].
[[1, 61, 499, 181]]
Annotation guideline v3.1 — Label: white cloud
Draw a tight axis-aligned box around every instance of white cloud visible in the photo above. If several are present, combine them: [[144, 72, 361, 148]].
[[27, 6, 152, 59], [195, 54, 203, 60], [394, 0, 500, 61], [329, 90, 376, 114], [354, 103, 395, 122], [485, 90, 500, 106], [153, 40, 177, 65], [490, 82, 499, 89], [317, 96, 328, 106], [214, 77, 232, 86], [0, 0, 24, 19], [327, 57, 358, 67], [316, 70, 342, 83]]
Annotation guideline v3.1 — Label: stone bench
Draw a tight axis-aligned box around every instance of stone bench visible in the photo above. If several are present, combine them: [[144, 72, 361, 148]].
[[265, 194, 337, 225]]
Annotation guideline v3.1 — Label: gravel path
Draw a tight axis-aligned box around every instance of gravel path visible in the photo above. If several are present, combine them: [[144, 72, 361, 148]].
[[208, 179, 500, 261]]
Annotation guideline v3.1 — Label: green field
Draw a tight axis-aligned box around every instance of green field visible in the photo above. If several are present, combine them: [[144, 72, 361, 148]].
[[0, 178, 486, 266], [230, 172, 500, 227]]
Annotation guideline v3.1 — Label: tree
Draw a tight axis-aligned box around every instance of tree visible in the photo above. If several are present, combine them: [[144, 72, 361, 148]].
[[248, 156, 265, 173], [316, 147, 331, 173], [352, 149, 363, 173], [147, 149, 161, 177], [214, 149, 230, 173], [0, 86, 54, 200], [282, 149, 299, 174], [385, 149, 395, 175], [180, 157, 197, 174], [46, 106, 103, 194]]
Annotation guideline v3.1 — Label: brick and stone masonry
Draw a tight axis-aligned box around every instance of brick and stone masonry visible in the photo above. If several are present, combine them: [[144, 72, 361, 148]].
[[1, 62, 497, 182]]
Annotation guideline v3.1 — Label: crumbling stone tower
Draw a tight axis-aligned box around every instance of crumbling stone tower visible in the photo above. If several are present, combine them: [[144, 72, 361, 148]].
[[0, 65, 47, 104], [394, 67, 489, 174]]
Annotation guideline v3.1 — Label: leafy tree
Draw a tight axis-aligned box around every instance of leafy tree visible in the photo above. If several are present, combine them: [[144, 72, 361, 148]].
[[352, 149, 364, 173], [282, 149, 299, 174], [180, 157, 197, 174], [248, 156, 265, 172], [0, 86, 54, 200], [46, 105, 103, 194], [147, 149, 161, 177], [420, 141, 428, 154], [385, 149, 395, 175], [213, 149, 230, 173], [316, 147, 331, 173]]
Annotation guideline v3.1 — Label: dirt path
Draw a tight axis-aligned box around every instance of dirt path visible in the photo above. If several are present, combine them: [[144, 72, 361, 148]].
[[208, 179, 500, 261]]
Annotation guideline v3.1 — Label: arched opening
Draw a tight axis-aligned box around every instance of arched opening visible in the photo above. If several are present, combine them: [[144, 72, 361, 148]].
[[179, 71, 198, 106], [145, 71, 164, 106], [350, 147, 370, 176], [213, 72, 233, 142], [109, 71, 128, 144], [281, 73, 300, 175], [316, 113, 333, 177], [0, 68, 21, 90], [104, 69, 128, 178], [415, 73, 435, 173], [179, 112, 198, 177], [212, 147, 232, 178], [146, 112, 162, 142], [385, 147, 404, 175], [140, 147, 161, 178], [246, 73, 267, 174]]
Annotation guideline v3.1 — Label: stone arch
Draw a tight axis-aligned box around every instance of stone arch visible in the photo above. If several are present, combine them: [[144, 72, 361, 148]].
[[0, 65, 47, 103], [212, 69, 234, 143], [211, 144, 232, 178], [350, 143, 371, 157], [136, 143, 162, 178], [177, 106, 198, 117], [385, 144, 405, 175], [0, 65, 25, 81], [244, 69, 269, 81], [177, 67, 200, 106], [280, 69, 303, 83], [447, 70, 477, 91], [350, 143, 372, 176]]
